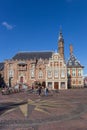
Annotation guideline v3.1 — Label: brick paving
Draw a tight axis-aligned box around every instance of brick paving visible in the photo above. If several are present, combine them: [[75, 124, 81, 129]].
[[0, 89, 87, 130]]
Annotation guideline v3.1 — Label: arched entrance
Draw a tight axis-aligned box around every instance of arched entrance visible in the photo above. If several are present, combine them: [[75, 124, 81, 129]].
[[20, 76, 23, 83], [33, 81, 41, 88], [42, 81, 46, 88]]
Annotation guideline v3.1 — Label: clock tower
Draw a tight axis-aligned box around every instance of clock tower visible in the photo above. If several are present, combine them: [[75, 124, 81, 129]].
[[58, 29, 64, 59]]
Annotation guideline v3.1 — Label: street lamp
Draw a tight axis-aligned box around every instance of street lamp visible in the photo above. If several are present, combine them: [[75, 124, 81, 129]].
[[9, 70, 13, 88]]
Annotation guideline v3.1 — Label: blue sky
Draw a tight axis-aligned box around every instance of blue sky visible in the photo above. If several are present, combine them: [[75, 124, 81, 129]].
[[0, 0, 87, 74]]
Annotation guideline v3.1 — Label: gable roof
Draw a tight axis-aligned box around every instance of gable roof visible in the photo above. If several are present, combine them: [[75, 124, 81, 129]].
[[12, 51, 53, 60], [67, 54, 84, 68]]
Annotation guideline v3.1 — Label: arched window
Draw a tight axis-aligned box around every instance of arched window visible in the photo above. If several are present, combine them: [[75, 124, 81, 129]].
[[38, 70, 43, 79]]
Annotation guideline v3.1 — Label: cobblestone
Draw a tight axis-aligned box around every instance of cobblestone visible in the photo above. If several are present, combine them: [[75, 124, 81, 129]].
[[0, 89, 87, 129]]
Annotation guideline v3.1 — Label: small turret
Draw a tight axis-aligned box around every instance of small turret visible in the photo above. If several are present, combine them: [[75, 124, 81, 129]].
[[70, 44, 73, 56]]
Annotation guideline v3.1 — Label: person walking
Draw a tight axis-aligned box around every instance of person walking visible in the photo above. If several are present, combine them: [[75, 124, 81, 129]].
[[38, 86, 42, 96], [45, 87, 48, 96]]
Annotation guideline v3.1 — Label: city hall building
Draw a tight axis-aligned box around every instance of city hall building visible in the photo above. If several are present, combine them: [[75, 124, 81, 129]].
[[0, 30, 84, 89]]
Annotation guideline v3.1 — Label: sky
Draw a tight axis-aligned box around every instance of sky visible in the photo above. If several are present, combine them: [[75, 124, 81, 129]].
[[0, 0, 87, 74]]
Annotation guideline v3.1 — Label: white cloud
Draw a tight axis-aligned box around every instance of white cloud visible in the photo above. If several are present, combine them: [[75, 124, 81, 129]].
[[2, 22, 15, 30]]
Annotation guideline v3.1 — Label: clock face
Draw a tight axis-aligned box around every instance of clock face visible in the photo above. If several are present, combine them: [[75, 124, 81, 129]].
[[54, 56, 58, 60]]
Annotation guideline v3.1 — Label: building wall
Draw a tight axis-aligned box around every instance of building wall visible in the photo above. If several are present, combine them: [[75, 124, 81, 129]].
[[4, 59, 48, 88], [84, 76, 87, 87], [46, 53, 67, 90], [67, 67, 84, 88], [3, 55, 84, 90], [3, 53, 68, 90]]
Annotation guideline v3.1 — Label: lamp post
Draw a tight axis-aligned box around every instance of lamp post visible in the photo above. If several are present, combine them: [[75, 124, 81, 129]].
[[9, 71, 13, 88]]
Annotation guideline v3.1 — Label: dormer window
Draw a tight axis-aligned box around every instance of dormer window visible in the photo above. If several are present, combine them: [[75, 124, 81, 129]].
[[69, 61, 72, 66], [75, 60, 78, 66]]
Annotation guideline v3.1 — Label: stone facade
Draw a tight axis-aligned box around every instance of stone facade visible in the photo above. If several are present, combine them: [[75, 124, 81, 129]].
[[46, 53, 67, 90]]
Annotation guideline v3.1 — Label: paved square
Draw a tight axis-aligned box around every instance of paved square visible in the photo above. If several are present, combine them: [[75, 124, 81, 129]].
[[0, 89, 87, 130]]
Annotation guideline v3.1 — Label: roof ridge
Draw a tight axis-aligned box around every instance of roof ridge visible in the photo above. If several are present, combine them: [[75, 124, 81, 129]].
[[17, 50, 54, 53]]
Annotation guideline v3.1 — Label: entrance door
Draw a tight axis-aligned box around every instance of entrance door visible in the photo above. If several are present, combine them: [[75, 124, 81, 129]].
[[42, 81, 46, 88], [54, 82, 58, 89], [20, 76, 23, 83]]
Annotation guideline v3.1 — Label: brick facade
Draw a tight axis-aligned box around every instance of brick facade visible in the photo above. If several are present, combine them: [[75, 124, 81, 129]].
[[0, 30, 84, 89]]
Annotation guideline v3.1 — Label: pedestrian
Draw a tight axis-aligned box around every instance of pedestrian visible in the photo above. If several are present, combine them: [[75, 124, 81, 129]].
[[38, 86, 42, 96], [45, 87, 49, 96], [32, 86, 34, 90]]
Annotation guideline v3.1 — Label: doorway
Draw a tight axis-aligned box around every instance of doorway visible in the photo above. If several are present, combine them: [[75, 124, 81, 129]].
[[54, 82, 59, 89], [20, 76, 23, 83]]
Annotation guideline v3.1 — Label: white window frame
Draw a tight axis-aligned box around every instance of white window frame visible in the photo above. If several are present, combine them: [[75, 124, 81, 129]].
[[47, 70, 52, 78], [78, 69, 82, 76], [61, 70, 65, 78], [9, 69, 14, 78], [30, 69, 35, 79], [38, 70, 43, 79], [67, 69, 70, 76], [72, 69, 76, 77], [54, 70, 58, 78]]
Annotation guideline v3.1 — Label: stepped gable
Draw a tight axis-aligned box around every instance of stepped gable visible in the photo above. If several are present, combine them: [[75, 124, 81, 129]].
[[12, 51, 53, 60], [67, 54, 83, 68], [0, 62, 4, 70]]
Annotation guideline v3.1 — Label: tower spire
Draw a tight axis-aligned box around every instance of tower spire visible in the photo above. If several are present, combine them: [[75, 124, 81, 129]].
[[58, 27, 64, 42], [58, 28, 64, 59]]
